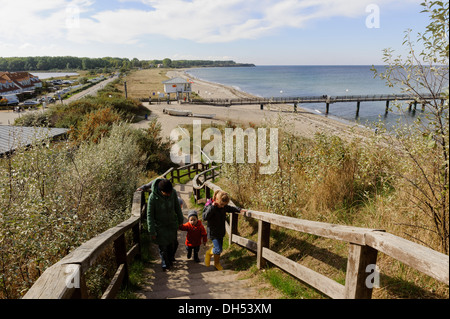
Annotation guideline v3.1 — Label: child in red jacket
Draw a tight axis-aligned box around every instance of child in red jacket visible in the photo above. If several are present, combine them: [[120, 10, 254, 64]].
[[179, 210, 207, 262]]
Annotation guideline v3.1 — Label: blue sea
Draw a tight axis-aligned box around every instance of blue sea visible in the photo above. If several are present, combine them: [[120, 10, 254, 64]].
[[186, 65, 416, 127]]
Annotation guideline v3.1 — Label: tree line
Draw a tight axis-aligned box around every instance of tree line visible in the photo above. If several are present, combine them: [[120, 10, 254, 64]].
[[0, 56, 254, 72]]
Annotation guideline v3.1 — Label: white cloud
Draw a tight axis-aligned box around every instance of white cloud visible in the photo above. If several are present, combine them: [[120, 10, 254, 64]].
[[0, 0, 421, 50]]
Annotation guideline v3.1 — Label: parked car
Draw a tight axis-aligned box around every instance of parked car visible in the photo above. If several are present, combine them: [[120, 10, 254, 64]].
[[39, 96, 56, 103], [23, 100, 39, 106]]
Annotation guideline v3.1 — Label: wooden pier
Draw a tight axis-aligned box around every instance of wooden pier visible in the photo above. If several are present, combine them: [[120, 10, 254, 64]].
[[191, 93, 442, 116]]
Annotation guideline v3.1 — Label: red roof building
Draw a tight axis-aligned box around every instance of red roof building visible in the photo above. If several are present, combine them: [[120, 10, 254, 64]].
[[0, 72, 42, 95]]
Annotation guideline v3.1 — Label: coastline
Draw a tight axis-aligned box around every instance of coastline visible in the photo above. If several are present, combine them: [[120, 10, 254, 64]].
[[1, 68, 373, 143], [133, 69, 372, 141]]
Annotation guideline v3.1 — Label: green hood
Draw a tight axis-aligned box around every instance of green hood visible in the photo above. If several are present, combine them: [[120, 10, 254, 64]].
[[147, 178, 184, 246]]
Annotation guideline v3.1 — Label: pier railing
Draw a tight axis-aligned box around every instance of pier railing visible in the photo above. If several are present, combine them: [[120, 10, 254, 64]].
[[191, 93, 442, 116], [192, 167, 449, 299]]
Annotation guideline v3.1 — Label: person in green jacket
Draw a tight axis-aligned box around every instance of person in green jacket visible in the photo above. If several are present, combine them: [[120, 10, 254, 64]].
[[147, 178, 184, 270]]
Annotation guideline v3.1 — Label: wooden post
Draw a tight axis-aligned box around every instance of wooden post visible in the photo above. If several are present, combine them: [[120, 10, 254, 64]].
[[205, 185, 211, 200], [385, 100, 390, 114], [294, 103, 297, 113], [326, 102, 330, 114], [70, 272, 88, 299], [194, 188, 199, 204], [132, 223, 141, 260], [229, 212, 239, 247], [114, 234, 129, 288], [356, 101, 361, 117], [260, 104, 264, 110], [257, 220, 271, 269], [124, 81, 127, 99], [344, 243, 378, 299]]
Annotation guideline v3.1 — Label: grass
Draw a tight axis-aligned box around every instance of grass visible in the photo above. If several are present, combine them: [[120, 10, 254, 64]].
[[116, 68, 171, 100], [261, 268, 326, 299]]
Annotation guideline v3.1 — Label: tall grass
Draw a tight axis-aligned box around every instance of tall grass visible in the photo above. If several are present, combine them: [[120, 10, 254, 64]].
[[0, 124, 145, 298], [213, 118, 448, 298]]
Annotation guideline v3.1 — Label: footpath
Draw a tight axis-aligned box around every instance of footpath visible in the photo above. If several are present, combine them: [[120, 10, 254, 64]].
[[135, 182, 274, 299]]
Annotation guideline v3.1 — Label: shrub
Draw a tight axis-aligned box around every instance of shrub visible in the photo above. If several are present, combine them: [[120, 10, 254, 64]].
[[0, 124, 144, 298]]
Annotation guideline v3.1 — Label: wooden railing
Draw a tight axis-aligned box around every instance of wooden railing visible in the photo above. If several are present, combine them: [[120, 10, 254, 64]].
[[161, 162, 213, 185], [22, 162, 210, 299], [23, 163, 448, 299], [23, 191, 146, 299], [192, 167, 449, 299]]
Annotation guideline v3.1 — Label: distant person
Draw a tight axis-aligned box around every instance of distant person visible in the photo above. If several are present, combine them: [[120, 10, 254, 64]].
[[147, 178, 184, 271], [202, 190, 247, 270], [179, 210, 207, 262]]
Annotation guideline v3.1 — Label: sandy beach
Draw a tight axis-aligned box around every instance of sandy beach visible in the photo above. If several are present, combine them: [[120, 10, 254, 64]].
[[1, 69, 372, 142], [133, 69, 372, 141]]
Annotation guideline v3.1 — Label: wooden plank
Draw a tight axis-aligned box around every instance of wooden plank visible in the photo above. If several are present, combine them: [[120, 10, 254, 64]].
[[241, 210, 379, 245], [262, 248, 345, 299], [126, 243, 140, 264], [114, 234, 129, 286], [23, 263, 77, 299], [232, 235, 257, 252], [101, 264, 126, 299], [365, 231, 449, 285], [343, 243, 378, 299], [61, 216, 139, 272]]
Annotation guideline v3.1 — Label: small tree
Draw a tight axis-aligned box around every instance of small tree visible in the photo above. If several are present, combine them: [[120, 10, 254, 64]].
[[373, 1, 449, 253]]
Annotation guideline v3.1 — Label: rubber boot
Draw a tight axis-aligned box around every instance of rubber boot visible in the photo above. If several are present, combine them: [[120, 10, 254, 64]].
[[204, 247, 213, 266], [214, 254, 223, 271]]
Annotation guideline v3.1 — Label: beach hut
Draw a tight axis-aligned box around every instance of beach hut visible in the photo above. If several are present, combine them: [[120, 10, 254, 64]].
[[162, 77, 192, 101]]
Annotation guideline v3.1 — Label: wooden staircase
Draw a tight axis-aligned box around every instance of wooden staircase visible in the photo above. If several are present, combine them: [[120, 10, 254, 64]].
[[135, 183, 272, 299]]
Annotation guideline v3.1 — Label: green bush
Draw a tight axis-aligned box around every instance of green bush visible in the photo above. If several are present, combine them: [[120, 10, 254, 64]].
[[0, 124, 144, 298]]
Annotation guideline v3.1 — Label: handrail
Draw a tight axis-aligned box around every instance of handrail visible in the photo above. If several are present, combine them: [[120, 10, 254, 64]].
[[192, 165, 222, 203], [23, 164, 448, 299], [191, 93, 440, 106], [193, 173, 449, 299], [22, 163, 209, 299], [162, 162, 212, 184], [23, 191, 146, 299]]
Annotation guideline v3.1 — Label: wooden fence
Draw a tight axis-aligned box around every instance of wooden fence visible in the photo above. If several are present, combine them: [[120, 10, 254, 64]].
[[23, 191, 146, 299], [22, 162, 209, 299], [23, 163, 448, 299], [192, 166, 449, 299]]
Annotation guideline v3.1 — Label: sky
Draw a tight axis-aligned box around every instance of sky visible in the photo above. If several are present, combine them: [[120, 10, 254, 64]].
[[0, 0, 432, 65]]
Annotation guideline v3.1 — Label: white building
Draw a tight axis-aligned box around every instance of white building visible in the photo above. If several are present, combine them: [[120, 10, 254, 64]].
[[162, 77, 192, 100]]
